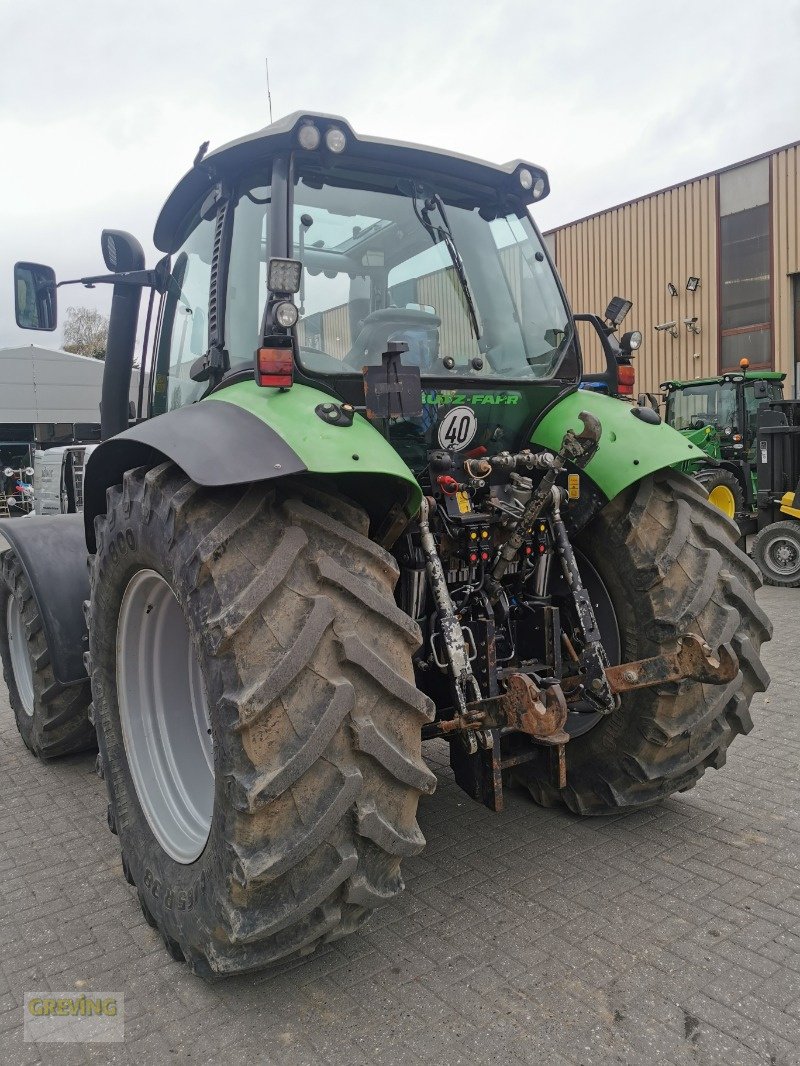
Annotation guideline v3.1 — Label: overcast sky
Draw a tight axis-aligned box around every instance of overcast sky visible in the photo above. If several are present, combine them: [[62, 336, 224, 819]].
[[1, 0, 798, 350]]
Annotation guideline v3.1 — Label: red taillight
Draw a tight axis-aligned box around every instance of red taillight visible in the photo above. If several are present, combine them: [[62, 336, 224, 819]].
[[256, 347, 293, 388], [617, 363, 635, 395]]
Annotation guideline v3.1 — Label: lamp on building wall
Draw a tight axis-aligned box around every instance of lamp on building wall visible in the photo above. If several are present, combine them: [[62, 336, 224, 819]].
[[686, 276, 700, 292], [667, 282, 678, 297]]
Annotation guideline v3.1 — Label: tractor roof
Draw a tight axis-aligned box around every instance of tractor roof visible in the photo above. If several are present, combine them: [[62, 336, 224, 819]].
[[661, 371, 786, 390], [153, 111, 550, 253]]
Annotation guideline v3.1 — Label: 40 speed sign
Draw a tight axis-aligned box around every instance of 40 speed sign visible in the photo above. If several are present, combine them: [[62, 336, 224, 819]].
[[437, 406, 478, 451]]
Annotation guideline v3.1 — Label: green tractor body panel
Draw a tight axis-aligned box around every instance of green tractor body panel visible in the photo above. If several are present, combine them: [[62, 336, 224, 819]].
[[200, 380, 706, 517], [209, 382, 702, 515], [531, 390, 705, 501], [205, 380, 423, 516]]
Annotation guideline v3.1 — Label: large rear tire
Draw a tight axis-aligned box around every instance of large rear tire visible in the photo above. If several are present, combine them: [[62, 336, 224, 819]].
[[509, 472, 771, 814], [0, 551, 94, 758], [88, 464, 435, 974]]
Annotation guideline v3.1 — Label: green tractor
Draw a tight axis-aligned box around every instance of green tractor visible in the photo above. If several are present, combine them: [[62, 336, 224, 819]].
[[1, 112, 770, 975], [662, 363, 785, 523]]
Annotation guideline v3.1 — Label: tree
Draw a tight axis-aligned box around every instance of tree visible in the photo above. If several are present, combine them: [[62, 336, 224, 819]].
[[63, 307, 109, 359]]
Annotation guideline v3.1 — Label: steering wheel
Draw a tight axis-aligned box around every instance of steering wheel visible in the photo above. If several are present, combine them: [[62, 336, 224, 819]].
[[690, 416, 711, 429], [298, 346, 356, 374], [347, 307, 441, 367]]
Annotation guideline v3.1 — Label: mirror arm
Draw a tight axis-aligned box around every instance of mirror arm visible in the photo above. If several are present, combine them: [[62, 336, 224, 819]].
[[574, 312, 622, 397], [56, 266, 167, 293]]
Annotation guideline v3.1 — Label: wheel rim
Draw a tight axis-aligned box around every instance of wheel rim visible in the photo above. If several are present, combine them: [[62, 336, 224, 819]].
[[762, 533, 800, 577], [116, 569, 214, 864], [6, 594, 34, 717], [708, 484, 737, 518]]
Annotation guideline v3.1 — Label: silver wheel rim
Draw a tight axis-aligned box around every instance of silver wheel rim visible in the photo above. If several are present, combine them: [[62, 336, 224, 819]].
[[763, 534, 800, 577], [116, 569, 214, 864], [7, 594, 34, 717]]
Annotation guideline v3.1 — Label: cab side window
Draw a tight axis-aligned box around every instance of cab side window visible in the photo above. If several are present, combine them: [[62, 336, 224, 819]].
[[152, 211, 216, 415]]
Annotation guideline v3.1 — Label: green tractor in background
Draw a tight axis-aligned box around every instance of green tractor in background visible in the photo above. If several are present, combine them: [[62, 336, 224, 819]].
[[660, 362, 800, 585], [662, 360, 785, 524], [0, 112, 770, 975]]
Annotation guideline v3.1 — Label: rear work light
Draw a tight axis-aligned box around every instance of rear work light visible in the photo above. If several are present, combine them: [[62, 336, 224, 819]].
[[617, 363, 636, 395], [256, 346, 294, 388]]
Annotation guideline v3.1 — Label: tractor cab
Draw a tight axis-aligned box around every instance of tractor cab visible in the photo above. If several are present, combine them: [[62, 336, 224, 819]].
[[662, 362, 785, 521], [149, 112, 582, 483], [663, 363, 785, 462]]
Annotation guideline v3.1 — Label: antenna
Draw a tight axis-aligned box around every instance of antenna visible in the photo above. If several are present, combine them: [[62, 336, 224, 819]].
[[265, 57, 273, 124]]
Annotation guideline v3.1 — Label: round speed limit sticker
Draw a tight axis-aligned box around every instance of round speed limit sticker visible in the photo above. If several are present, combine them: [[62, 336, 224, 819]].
[[437, 406, 478, 451]]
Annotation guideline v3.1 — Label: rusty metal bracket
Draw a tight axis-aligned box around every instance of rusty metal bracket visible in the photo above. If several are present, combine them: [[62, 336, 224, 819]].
[[499, 674, 569, 743], [422, 672, 569, 742], [438, 674, 571, 811], [563, 634, 738, 697]]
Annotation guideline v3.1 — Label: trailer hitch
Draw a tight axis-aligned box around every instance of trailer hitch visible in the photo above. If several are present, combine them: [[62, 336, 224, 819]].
[[436, 672, 571, 810], [562, 634, 738, 697], [422, 671, 568, 743]]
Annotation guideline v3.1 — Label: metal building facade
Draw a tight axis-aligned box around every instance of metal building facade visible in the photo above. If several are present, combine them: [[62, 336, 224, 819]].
[[544, 142, 800, 396]]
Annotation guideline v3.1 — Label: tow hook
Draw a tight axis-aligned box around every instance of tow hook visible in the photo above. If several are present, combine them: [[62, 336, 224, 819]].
[[422, 672, 568, 743], [562, 634, 738, 697], [424, 671, 571, 800]]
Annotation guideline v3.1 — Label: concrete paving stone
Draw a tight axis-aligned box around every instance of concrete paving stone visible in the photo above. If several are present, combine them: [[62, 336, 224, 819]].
[[754, 968, 800, 1011], [0, 1035, 43, 1066], [738, 898, 800, 931], [710, 938, 782, 979]]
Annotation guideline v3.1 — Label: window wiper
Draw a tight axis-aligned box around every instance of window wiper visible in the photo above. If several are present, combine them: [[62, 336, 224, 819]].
[[411, 189, 482, 343]]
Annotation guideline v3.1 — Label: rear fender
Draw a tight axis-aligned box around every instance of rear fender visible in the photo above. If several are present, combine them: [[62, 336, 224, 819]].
[[84, 381, 422, 550], [532, 390, 706, 503], [0, 516, 89, 685]]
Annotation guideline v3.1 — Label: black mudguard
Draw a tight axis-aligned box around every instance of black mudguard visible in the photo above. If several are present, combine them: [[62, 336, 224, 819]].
[[83, 401, 307, 551], [0, 516, 89, 686]]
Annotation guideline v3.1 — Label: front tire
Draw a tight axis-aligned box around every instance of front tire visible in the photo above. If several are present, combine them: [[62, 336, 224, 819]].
[[509, 472, 771, 814], [88, 464, 435, 974], [0, 551, 94, 758], [694, 466, 744, 520]]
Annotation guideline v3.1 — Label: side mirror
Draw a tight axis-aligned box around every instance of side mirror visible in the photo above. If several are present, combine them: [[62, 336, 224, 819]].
[[752, 380, 769, 400], [604, 295, 633, 327], [637, 392, 662, 412], [14, 262, 57, 331]]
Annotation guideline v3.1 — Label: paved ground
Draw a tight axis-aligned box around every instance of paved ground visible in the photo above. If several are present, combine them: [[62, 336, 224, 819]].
[[1, 586, 799, 1065]]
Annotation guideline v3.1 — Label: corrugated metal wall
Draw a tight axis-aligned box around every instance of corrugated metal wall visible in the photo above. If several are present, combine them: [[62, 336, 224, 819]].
[[547, 143, 800, 395], [547, 177, 718, 394], [418, 269, 477, 358]]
